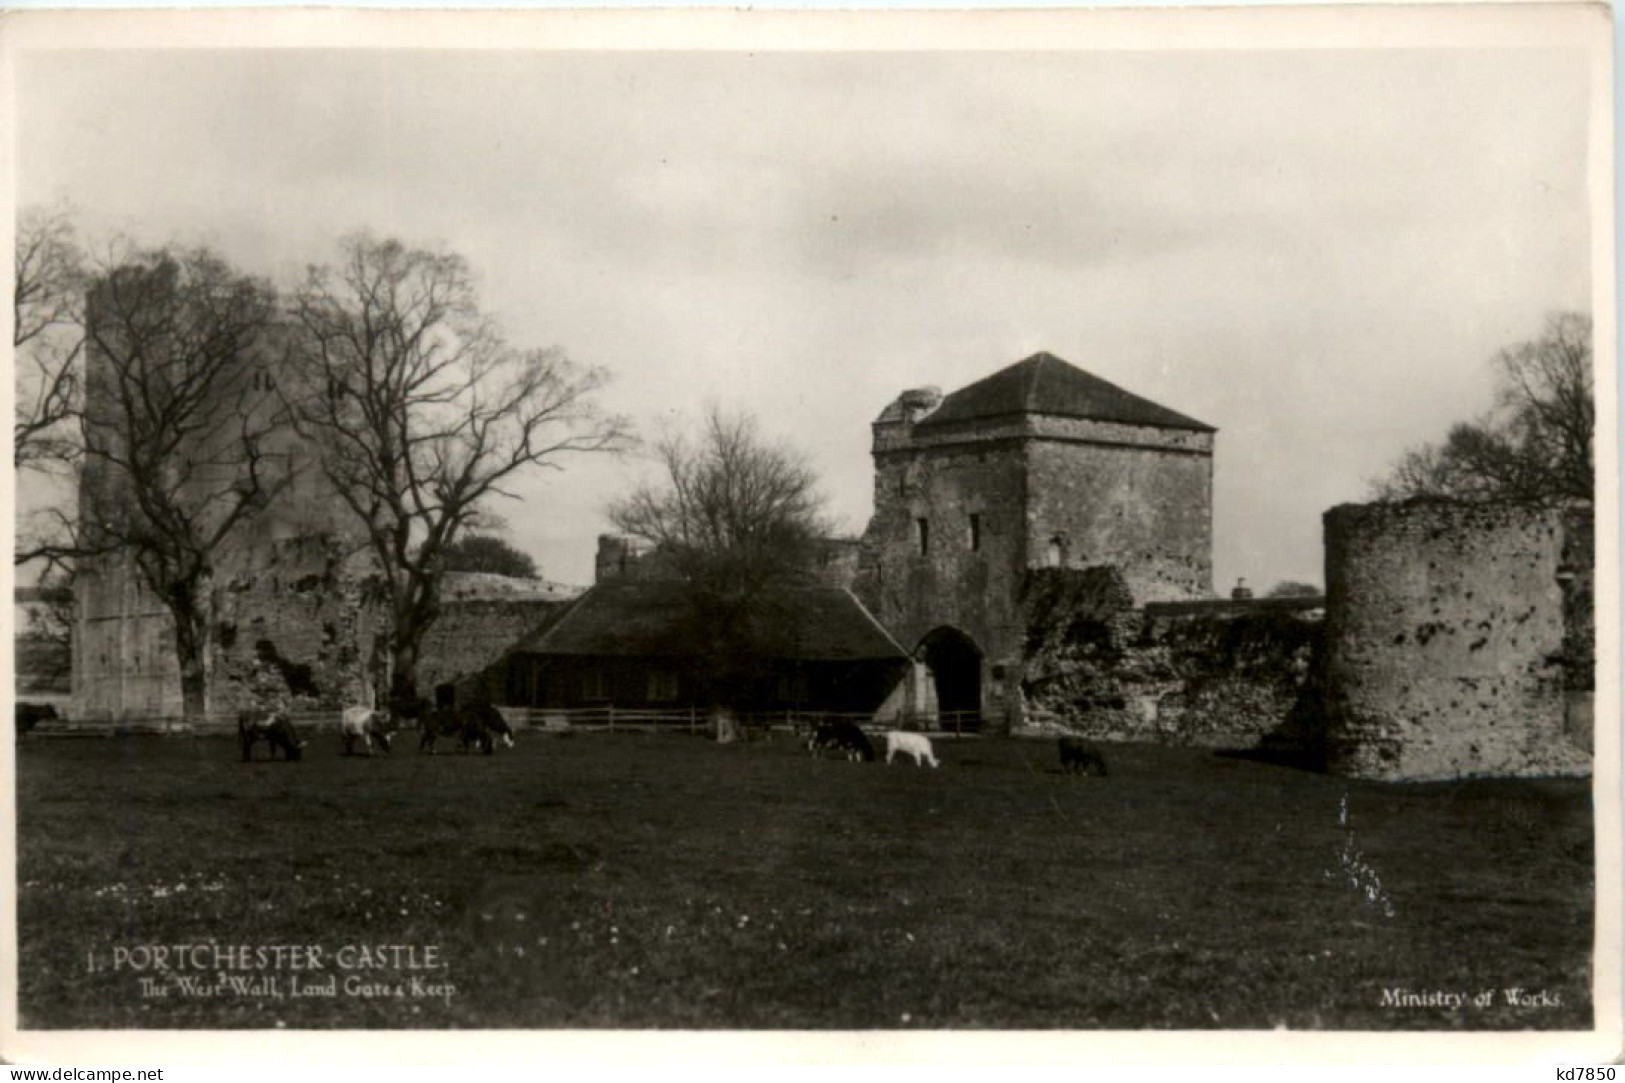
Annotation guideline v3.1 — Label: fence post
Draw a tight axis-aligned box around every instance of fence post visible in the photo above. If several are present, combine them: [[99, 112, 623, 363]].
[[607, 704, 614, 732], [689, 706, 697, 736]]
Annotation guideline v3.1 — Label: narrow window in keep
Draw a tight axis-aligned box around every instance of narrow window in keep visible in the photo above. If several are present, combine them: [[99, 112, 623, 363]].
[[915, 517, 929, 556], [969, 513, 982, 552]]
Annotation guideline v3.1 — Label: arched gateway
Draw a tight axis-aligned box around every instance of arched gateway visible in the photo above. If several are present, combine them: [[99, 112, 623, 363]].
[[917, 626, 983, 719]]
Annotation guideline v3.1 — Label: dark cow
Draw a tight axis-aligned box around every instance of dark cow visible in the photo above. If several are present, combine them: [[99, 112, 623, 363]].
[[418, 707, 462, 754], [239, 708, 305, 762], [419, 703, 514, 755], [807, 719, 875, 762], [16, 702, 58, 736], [1058, 736, 1108, 776]]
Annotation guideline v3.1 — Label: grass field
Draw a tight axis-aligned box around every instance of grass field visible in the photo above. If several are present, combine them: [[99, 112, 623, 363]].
[[15, 730, 1594, 1030]]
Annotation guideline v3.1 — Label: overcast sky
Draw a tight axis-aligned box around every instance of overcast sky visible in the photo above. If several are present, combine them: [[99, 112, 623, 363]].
[[13, 24, 1600, 589]]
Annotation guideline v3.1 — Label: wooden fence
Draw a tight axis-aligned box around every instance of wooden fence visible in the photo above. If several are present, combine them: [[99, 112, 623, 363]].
[[494, 706, 986, 739], [30, 706, 986, 740]]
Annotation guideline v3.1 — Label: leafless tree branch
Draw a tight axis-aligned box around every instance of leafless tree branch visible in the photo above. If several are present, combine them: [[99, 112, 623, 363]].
[[287, 233, 628, 702], [1370, 311, 1593, 505], [78, 247, 290, 718]]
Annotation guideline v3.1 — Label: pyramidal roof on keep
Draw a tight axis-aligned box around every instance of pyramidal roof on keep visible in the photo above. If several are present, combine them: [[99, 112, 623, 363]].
[[916, 351, 1214, 433]]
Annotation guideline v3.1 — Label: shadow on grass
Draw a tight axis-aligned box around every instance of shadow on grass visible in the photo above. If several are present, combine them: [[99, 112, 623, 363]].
[[1215, 745, 1326, 773]]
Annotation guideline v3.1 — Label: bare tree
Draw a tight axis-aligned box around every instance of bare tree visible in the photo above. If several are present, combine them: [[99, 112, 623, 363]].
[[80, 249, 290, 719], [14, 204, 86, 473], [1372, 312, 1593, 504], [14, 206, 91, 578], [608, 406, 829, 730], [289, 234, 626, 705]]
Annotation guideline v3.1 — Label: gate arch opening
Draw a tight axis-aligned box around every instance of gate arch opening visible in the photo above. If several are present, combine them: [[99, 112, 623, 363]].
[[917, 626, 983, 719]]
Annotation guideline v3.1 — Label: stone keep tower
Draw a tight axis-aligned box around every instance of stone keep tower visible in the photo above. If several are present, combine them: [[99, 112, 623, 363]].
[[855, 351, 1215, 722], [72, 270, 353, 720]]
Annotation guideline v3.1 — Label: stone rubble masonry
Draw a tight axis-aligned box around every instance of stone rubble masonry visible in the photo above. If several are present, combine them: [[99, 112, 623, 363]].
[[1321, 499, 1593, 782], [72, 532, 573, 720], [1016, 566, 1325, 750]]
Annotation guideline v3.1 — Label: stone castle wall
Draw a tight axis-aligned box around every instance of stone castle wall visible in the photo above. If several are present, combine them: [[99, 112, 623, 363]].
[[1024, 431, 1213, 603], [856, 397, 1216, 701], [417, 594, 570, 698], [210, 536, 388, 712], [1017, 567, 1323, 749], [72, 535, 569, 719], [857, 436, 1030, 670], [1321, 499, 1592, 781]]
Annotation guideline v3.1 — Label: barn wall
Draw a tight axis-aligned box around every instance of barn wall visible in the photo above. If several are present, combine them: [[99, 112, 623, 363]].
[[1321, 499, 1592, 781]]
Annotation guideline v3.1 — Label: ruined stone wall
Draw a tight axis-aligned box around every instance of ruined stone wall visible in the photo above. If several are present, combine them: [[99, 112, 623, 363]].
[[1018, 567, 1323, 749], [418, 597, 569, 698], [1321, 499, 1592, 781], [74, 282, 352, 718], [72, 534, 571, 718], [1024, 426, 1213, 603], [856, 437, 1029, 672], [209, 535, 388, 712], [72, 555, 182, 718]]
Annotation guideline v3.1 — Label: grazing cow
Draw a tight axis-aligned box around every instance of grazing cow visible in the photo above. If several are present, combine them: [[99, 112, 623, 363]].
[[16, 702, 58, 736], [418, 707, 464, 754], [340, 705, 395, 756], [1058, 736, 1109, 776], [808, 720, 876, 762], [463, 702, 515, 753], [883, 730, 939, 768], [419, 703, 513, 755], [238, 708, 304, 762]]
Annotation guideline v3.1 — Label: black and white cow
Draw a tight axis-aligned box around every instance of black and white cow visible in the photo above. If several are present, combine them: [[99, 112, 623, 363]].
[[239, 708, 305, 762], [419, 703, 514, 755], [340, 705, 395, 756], [462, 702, 515, 754], [808, 720, 875, 762], [1058, 736, 1109, 776]]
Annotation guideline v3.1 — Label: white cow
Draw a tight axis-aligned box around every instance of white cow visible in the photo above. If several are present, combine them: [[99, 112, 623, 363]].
[[884, 730, 939, 768], [340, 705, 394, 756]]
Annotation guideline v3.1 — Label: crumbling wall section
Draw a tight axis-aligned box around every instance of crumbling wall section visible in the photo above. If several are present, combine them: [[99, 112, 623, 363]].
[[72, 531, 571, 718], [1321, 499, 1592, 781], [1018, 567, 1324, 749], [210, 535, 387, 712]]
